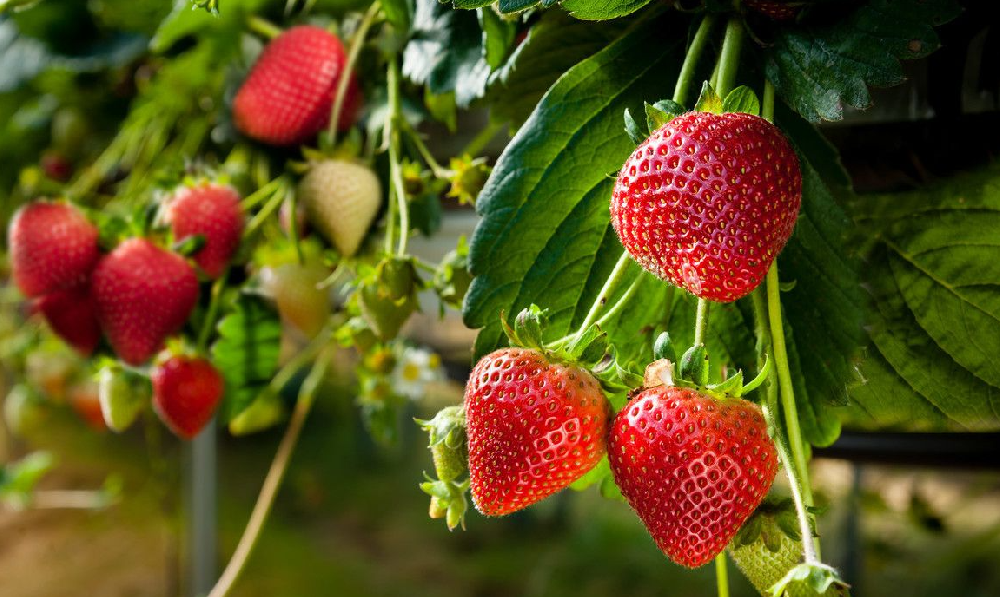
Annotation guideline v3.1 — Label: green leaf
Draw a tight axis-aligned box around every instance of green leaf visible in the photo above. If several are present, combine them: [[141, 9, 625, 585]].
[[721, 85, 760, 116], [762, 0, 962, 122], [693, 81, 722, 113], [211, 295, 282, 422], [151, 0, 267, 52], [0, 452, 54, 497], [464, 14, 685, 363], [845, 164, 1000, 430], [402, 0, 490, 107], [478, 7, 515, 70], [560, 0, 653, 21], [452, 0, 494, 7], [0, 19, 51, 92], [485, 10, 628, 129]]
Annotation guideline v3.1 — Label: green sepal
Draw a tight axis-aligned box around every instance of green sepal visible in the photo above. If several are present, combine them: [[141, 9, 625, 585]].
[[679, 345, 709, 386], [741, 355, 773, 397], [653, 332, 676, 362], [502, 304, 549, 351], [708, 369, 744, 398], [172, 234, 206, 257], [770, 563, 851, 597], [563, 324, 610, 369], [623, 108, 645, 145], [694, 81, 723, 114], [94, 212, 130, 252], [645, 99, 686, 131], [420, 475, 471, 531], [734, 509, 764, 547], [721, 86, 761, 116], [592, 351, 644, 394]]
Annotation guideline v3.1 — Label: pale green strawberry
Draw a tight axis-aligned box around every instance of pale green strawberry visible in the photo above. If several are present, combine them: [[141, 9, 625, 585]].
[[98, 365, 146, 432], [298, 159, 381, 257]]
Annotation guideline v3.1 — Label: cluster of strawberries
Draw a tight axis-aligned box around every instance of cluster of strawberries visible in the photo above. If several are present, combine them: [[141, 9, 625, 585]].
[[9, 182, 242, 438], [459, 109, 801, 568]]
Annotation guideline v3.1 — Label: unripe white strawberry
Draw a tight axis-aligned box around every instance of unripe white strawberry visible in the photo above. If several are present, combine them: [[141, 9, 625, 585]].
[[298, 159, 381, 257]]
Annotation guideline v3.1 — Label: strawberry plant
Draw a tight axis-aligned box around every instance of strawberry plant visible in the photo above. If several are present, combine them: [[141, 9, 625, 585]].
[[0, 0, 997, 596]]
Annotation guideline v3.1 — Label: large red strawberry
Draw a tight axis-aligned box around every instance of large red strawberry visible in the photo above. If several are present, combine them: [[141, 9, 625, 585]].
[[152, 355, 223, 439], [8, 201, 100, 298], [163, 181, 244, 278], [608, 384, 779, 568], [33, 284, 101, 356], [464, 347, 610, 516], [91, 238, 199, 365], [232, 25, 362, 146], [611, 111, 801, 302]]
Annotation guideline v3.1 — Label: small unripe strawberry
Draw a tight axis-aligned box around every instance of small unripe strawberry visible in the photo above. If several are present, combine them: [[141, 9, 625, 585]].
[[298, 159, 381, 258], [98, 365, 146, 432], [163, 181, 244, 279], [259, 262, 331, 338], [465, 348, 610, 516], [91, 238, 199, 365], [8, 201, 100, 298], [152, 355, 224, 439], [233, 25, 362, 146], [611, 112, 801, 302]]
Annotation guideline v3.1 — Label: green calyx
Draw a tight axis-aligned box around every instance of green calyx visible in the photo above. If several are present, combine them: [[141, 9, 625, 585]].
[[356, 256, 422, 341], [420, 476, 471, 531], [415, 405, 468, 483], [501, 305, 612, 371], [770, 563, 851, 597], [624, 82, 764, 145], [643, 333, 772, 401]]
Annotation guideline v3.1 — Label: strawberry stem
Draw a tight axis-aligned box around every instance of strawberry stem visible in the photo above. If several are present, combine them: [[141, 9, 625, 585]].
[[753, 285, 820, 566], [196, 271, 228, 353], [244, 180, 290, 239], [205, 331, 332, 597], [285, 191, 305, 265], [406, 128, 450, 178], [246, 15, 282, 40], [575, 251, 632, 333], [673, 15, 716, 106], [328, 2, 380, 143], [694, 297, 709, 347], [715, 17, 744, 98], [715, 553, 730, 597], [461, 120, 505, 160], [387, 54, 411, 257]]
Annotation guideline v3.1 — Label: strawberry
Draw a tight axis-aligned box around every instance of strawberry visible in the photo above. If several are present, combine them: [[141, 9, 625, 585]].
[[744, 0, 801, 21], [611, 111, 801, 302], [33, 284, 101, 356], [298, 159, 381, 257], [608, 385, 779, 568], [8, 201, 100, 298], [91, 238, 199, 365], [163, 181, 244, 278], [259, 261, 331, 338], [464, 347, 610, 516], [232, 25, 362, 146], [40, 150, 73, 182], [151, 355, 223, 439]]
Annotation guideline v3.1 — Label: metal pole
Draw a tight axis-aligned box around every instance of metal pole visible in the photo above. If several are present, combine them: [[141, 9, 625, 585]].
[[189, 418, 218, 597]]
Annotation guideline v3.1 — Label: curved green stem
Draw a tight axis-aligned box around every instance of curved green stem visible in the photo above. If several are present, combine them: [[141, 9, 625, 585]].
[[576, 251, 632, 334], [762, 79, 776, 122], [286, 191, 304, 265], [247, 15, 282, 40], [694, 298, 709, 347], [715, 17, 744, 97], [196, 272, 227, 353], [462, 120, 505, 159], [673, 15, 716, 106], [406, 129, 450, 178], [715, 553, 730, 597], [328, 2, 380, 142], [752, 288, 819, 565], [590, 274, 643, 331], [387, 55, 410, 257]]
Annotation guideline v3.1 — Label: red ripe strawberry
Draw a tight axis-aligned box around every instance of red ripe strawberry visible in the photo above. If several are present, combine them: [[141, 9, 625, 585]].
[[8, 202, 100, 298], [611, 112, 801, 302], [152, 355, 223, 439], [91, 238, 199, 365], [163, 182, 244, 278], [608, 386, 779, 568], [33, 284, 101, 356], [464, 347, 610, 516], [232, 25, 362, 146], [745, 0, 801, 21]]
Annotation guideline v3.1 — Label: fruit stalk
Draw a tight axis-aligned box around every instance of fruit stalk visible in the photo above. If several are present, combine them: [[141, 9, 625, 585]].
[[246, 15, 282, 40], [196, 273, 228, 353], [673, 15, 716, 106], [715, 17, 744, 97], [244, 182, 290, 238], [286, 192, 305, 265], [752, 287, 819, 565], [329, 1, 380, 142], [694, 298, 709, 347], [388, 55, 411, 257], [576, 251, 632, 332], [715, 552, 730, 597], [205, 341, 332, 597]]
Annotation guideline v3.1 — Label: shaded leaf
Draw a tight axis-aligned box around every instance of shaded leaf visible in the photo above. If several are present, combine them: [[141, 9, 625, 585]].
[[211, 295, 282, 422]]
